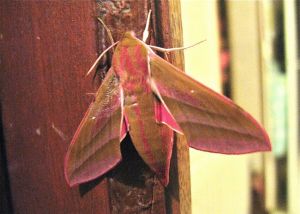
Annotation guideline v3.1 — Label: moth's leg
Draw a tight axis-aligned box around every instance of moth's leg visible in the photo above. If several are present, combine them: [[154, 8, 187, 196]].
[[97, 17, 115, 46], [149, 40, 206, 52], [85, 41, 119, 77], [142, 10, 152, 42]]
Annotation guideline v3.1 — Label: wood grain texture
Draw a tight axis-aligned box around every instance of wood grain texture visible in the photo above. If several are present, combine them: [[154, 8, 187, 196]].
[[96, 1, 167, 213], [96, 0, 190, 213], [0, 1, 111, 213], [152, 1, 191, 213], [0, 113, 13, 213]]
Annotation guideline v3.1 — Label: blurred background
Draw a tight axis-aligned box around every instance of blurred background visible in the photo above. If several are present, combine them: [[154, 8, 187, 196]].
[[181, 1, 299, 214]]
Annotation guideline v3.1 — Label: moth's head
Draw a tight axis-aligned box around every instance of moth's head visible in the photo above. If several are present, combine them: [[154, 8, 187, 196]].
[[119, 31, 142, 47], [123, 31, 136, 39]]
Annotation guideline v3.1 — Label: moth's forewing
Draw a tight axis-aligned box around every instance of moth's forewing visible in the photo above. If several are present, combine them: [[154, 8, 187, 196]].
[[64, 69, 123, 187]]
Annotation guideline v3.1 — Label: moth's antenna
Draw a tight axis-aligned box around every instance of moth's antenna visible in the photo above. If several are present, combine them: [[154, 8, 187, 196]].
[[142, 10, 152, 42], [149, 40, 206, 52], [85, 17, 116, 78], [97, 17, 115, 46], [85, 41, 119, 77]]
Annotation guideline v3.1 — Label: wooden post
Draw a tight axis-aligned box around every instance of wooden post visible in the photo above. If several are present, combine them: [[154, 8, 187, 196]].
[[96, 1, 191, 213]]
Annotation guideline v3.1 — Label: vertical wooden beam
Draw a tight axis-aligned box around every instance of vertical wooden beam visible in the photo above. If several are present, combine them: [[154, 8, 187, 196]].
[[96, 0, 191, 213], [0, 1, 112, 213], [95, 3, 167, 213], [0, 115, 13, 214], [152, 1, 191, 213]]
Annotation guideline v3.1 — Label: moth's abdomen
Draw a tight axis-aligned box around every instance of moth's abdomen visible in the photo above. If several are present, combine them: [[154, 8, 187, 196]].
[[123, 92, 174, 186]]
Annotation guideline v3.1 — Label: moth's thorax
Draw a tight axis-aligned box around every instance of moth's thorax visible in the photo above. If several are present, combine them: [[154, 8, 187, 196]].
[[112, 32, 151, 96]]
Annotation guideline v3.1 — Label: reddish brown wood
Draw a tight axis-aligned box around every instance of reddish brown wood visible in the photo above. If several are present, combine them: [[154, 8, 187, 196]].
[[0, 117, 13, 213], [96, 1, 167, 213], [0, 1, 111, 213], [152, 1, 191, 213]]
